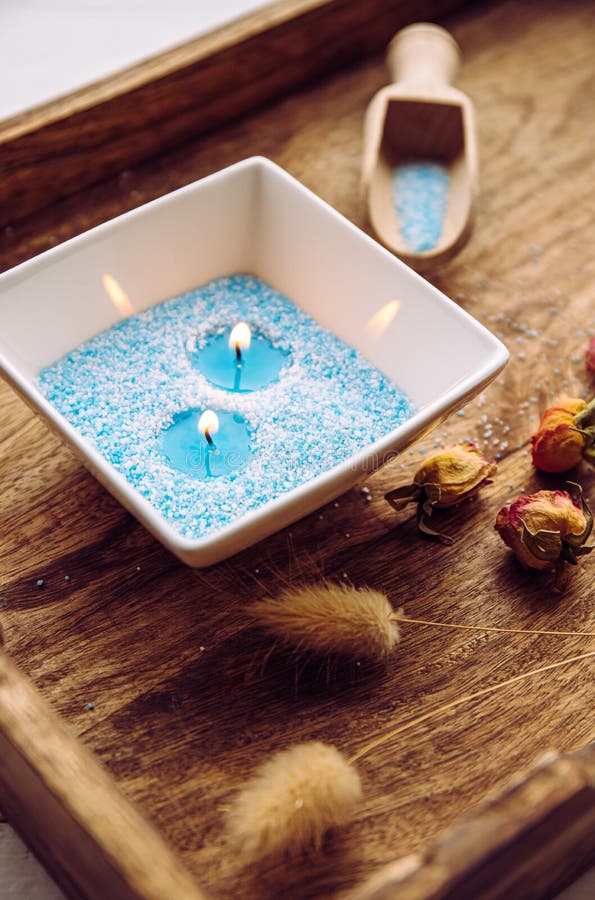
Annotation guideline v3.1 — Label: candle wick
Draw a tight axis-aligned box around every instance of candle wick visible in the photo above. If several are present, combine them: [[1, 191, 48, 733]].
[[204, 429, 215, 447], [235, 343, 242, 363]]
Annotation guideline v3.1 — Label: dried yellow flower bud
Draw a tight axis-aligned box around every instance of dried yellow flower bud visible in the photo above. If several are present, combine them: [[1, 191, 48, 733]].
[[386, 443, 497, 543], [413, 443, 497, 508]]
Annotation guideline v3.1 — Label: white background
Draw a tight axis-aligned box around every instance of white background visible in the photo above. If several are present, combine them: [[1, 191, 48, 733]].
[[0, 0, 267, 121]]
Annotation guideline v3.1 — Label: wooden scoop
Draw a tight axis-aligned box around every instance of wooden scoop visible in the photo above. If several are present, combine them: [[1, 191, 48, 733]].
[[362, 23, 477, 271]]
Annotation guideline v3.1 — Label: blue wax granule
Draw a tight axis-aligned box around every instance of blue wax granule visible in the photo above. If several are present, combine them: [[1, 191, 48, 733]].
[[392, 161, 450, 253], [38, 274, 416, 539]]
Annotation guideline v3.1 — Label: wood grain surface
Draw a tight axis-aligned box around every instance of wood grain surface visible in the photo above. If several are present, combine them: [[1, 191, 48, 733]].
[[0, 0, 467, 225], [0, 650, 207, 900], [0, 0, 594, 897]]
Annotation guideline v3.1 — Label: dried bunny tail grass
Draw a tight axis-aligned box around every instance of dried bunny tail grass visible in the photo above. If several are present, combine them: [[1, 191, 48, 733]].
[[251, 582, 401, 662], [227, 741, 362, 861]]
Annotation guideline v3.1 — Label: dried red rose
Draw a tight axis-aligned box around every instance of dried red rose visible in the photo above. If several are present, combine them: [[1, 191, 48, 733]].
[[495, 485, 593, 587]]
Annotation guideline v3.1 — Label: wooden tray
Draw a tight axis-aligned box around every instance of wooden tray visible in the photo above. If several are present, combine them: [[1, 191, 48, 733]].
[[0, 0, 594, 897], [0, 649, 592, 899]]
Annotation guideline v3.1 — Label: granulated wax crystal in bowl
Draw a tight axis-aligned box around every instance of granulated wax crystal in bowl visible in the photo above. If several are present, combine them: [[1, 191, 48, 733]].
[[0, 158, 508, 567]]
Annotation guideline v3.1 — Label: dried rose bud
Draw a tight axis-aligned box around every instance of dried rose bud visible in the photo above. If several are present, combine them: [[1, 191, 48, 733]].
[[386, 443, 497, 543], [587, 337, 595, 374], [531, 396, 595, 473], [413, 443, 497, 507], [495, 485, 593, 587]]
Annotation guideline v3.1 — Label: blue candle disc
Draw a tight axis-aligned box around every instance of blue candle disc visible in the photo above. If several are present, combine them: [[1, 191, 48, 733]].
[[190, 330, 290, 392], [161, 409, 251, 479]]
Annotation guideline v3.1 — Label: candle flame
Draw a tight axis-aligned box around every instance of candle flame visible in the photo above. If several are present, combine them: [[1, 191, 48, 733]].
[[102, 273, 134, 318], [229, 322, 251, 353], [198, 409, 219, 439], [365, 300, 400, 337]]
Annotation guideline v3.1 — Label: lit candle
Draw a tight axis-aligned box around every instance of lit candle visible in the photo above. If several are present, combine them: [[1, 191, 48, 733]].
[[229, 322, 251, 391], [191, 322, 290, 393], [198, 409, 219, 447], [161, 408, 251, 479], [229, 321, 251, 362]]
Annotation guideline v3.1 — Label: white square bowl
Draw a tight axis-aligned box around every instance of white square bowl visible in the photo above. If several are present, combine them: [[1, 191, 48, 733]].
[[0, 157, 508, 567]]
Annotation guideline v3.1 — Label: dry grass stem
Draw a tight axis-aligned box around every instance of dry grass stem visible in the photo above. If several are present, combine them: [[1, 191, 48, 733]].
[[251, 582, 401, 662], [227, 741, 362, 861]]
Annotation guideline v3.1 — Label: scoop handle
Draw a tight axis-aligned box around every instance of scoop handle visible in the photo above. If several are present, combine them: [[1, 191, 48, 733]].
[[387, 23, 460, 87]]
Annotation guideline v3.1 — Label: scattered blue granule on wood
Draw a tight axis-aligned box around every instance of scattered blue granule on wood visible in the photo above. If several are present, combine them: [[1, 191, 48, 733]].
[[392, 162, 450, 253], [38, 275, 415, 539]]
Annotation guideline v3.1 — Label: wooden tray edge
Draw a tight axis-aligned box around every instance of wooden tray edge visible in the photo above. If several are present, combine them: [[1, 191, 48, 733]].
[[0, 0, 469, 226], [351, 743, 595, 899], [0, 649, 208, 900]]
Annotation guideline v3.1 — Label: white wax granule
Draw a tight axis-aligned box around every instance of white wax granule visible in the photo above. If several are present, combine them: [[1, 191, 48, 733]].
[[38, 274, 415, 539]]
